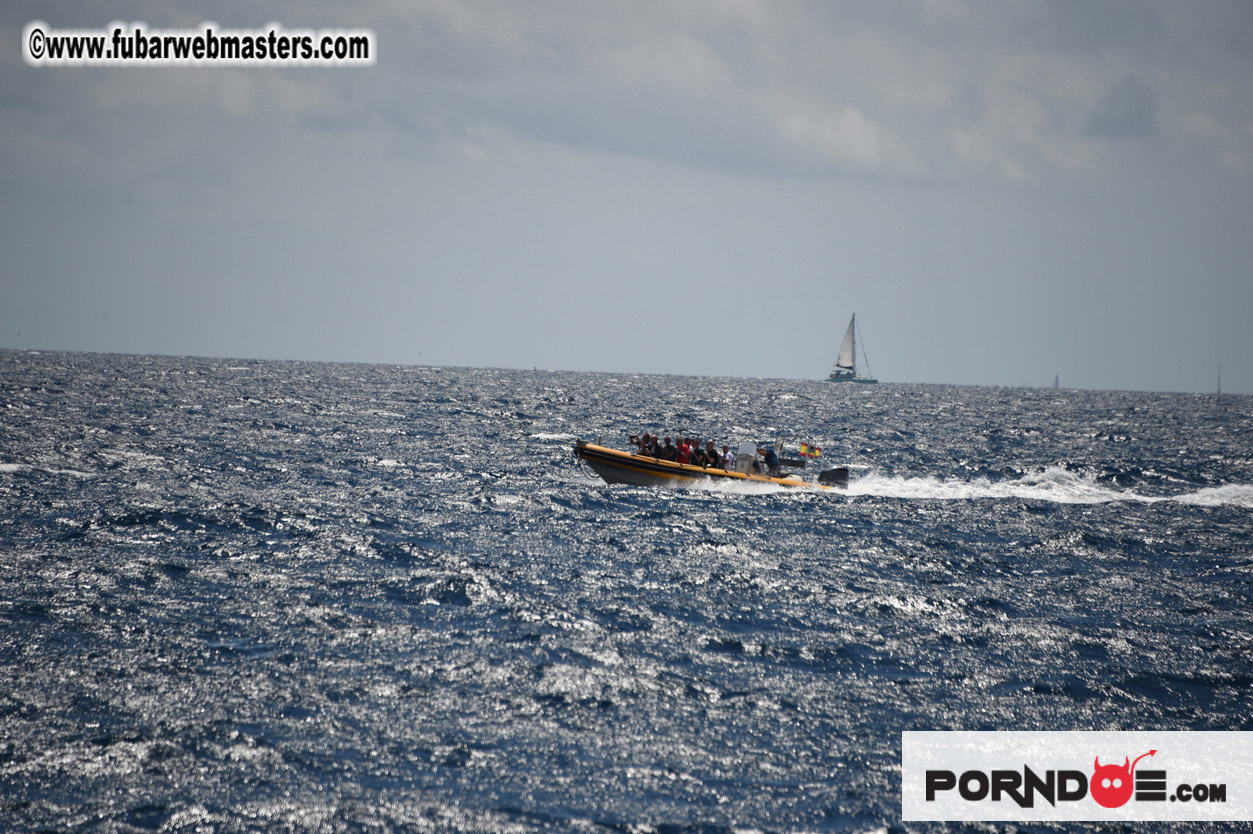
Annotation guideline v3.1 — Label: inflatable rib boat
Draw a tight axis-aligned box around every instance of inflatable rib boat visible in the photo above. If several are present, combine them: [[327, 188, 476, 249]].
[[574, 439, 848, 490]]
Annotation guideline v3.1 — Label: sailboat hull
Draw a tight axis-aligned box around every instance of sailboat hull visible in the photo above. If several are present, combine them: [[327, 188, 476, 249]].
[[826, 374, 878, 384]]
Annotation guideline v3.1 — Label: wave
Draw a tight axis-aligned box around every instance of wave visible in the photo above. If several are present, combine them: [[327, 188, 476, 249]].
[[846, 467, 1253, 508], [0, 462, 94, 478]]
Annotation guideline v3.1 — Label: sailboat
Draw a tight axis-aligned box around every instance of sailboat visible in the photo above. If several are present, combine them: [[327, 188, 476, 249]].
[[827, 314, 878, 383]]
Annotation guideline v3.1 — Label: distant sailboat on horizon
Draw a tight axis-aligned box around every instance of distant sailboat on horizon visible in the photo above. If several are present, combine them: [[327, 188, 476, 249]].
[[827, 314, 877, 384]]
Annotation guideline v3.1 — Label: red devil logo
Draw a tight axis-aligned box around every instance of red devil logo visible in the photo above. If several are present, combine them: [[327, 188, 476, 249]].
[[1090, 750, 1156, 808]]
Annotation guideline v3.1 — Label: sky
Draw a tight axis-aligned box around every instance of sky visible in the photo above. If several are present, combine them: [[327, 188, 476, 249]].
[[3, 1, 1251, 393]]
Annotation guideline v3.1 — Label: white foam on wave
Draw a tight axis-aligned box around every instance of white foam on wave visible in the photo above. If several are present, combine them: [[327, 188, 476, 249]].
[[0, 462, 94, 478], [846, 466, 1122, 504], [691, 477, 792, 496], [531, 432, 578, 441], [578, 464, 1253, 508], [1173, 483, 1253, 509], [845, 466, 1253, 508], [584, 473, 794, 495]]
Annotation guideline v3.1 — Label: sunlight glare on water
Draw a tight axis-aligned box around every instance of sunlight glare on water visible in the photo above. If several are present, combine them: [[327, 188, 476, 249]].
[[1, 350, 1250, 832]]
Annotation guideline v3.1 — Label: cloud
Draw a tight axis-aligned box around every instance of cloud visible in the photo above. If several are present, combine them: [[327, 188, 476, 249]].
[[375, 1, 1253, 184], [947, 124, 1025, 180], [780, 106, 920, 175], [375, 3, 940, 179], [1017, 0, 1166, 54], [1083, 76, 1159, 138], [7, 0, 1253, 188], [1185, 111, 1252, 172]]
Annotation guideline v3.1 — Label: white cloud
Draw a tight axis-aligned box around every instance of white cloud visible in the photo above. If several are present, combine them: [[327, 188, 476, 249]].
[[781, 106, 920, 175], [1185, 112, 1251, 172], [947, 125, 1026, 181], [382, 2, 1242, 182]]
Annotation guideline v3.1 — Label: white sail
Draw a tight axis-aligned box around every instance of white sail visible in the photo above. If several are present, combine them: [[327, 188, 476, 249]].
[[834, 315, 856, 372], [827, 313, 877, 382]]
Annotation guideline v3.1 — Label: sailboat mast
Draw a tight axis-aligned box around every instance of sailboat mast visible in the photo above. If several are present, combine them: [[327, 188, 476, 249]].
[[856, 315, 871, 377]]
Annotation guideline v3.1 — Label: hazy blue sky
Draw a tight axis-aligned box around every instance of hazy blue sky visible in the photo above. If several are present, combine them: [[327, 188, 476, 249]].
[[4, 1, 1251, 393]]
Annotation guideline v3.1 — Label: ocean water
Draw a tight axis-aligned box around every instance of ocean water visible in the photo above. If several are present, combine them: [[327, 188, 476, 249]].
[[1, 349, 1251, 833]]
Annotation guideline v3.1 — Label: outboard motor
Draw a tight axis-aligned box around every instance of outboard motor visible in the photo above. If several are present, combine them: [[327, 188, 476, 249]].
[[818, 466, 850, 488]]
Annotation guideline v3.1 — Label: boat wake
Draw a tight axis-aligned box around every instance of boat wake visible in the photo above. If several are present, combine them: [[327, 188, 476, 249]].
[[1172, 483, 1253, 508], [689, 477, 796, 496], [580, 472, 800, 495], [845, 467, 1253, 508], [574, 462, 1253, 507]]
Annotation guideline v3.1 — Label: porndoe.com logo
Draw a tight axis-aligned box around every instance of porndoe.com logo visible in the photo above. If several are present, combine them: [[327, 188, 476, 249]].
[[925, 749, 1224, 809], [902, 731, 1253, 822]]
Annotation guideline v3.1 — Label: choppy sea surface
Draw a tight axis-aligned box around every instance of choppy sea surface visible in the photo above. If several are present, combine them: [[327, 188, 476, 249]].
[[2, 350, 1251, 833]]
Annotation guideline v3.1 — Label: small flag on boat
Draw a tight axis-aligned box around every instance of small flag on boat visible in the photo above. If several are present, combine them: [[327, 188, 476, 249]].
[[800, 443, 809, 457], [800, 443, 821, 459]]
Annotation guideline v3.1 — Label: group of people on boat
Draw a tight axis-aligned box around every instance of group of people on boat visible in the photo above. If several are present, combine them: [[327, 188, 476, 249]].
[[629, 434, 729, 468], [627, 433, 782, 475]]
